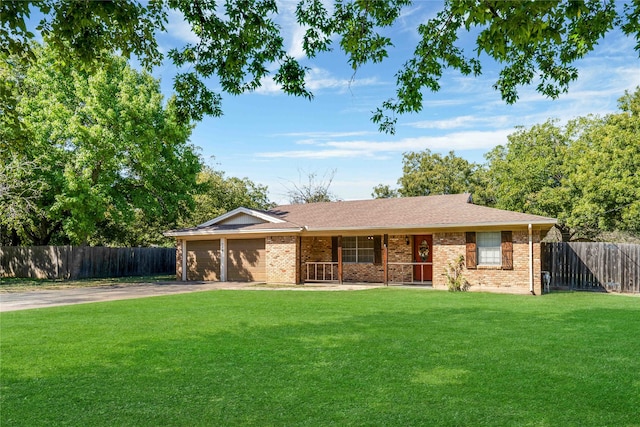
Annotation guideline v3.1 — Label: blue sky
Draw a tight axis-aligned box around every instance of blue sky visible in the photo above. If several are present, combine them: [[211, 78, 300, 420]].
[[36, 2, 640, 204]]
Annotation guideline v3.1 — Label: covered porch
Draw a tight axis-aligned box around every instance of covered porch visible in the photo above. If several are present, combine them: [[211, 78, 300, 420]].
[[301, 234, 434, 286]]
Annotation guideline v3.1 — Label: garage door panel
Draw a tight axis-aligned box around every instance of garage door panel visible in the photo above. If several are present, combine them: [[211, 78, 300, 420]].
[[186, 240, 220, 281], [228, 239, 265, 282]]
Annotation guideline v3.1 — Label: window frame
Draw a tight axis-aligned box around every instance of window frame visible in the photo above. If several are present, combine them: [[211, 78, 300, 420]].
[[342, 236, 375, 264], [476, 231, 502, 266]]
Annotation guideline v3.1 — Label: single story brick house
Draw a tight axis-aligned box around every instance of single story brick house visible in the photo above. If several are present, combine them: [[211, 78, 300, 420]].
[[164, 193, 557, 294]]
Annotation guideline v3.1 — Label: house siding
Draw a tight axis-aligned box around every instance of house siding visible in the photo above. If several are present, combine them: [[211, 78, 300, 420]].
[[179, 230, 543, 293], [432, 230, 542, 294], [266, 235, 298, 284], [167, 194, 555, 293]]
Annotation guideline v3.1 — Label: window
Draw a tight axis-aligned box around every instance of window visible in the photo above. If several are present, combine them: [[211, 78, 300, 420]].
[[477, 232, 501, 265], [342, 236, 375, 263]]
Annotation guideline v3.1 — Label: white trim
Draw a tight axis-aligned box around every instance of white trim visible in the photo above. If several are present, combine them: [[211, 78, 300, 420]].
[[476, 231, 502, 266], [528, 224, 534, 294], [181, 239, 187, 281], [198, 207, 286, 227], [341, 236, 375, 264], [220, 237, 227, 281], [165, 221, 556, 238], [302, 221, 557, 232], [164, 227, 303, 237]]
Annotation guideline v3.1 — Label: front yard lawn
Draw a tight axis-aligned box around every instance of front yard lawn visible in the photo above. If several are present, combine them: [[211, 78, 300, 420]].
[[1, 290, 638, 426]]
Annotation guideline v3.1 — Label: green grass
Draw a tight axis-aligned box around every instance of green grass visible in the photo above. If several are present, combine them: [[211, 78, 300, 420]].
[[1, 290, 639, 426], [0, 275, 175, 292]]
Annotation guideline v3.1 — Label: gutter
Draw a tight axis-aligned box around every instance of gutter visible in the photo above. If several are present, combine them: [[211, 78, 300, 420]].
[[163, 227, 304, 237], [302, 220, 557, 233], [165, 220, 557, 238]]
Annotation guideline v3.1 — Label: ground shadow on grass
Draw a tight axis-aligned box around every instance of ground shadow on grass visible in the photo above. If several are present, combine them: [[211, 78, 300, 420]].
[[2, 293, 639, 426]]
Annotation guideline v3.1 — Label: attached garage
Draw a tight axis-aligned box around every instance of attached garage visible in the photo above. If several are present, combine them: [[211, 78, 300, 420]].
[[227, 238, 266, 282], [186, 240, 220, 281]]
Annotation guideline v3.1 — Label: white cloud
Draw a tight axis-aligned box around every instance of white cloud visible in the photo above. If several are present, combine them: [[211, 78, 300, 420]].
[[308, 68, 384, 92], [256, 148, 374, 159], [255, 129, 512, 159], [278, 130, 376, 138], [254, 76, 282, 95], [288, 24, 308, 60], [255, 67, 384, 95], [406, 115, 512, 130], [165, 10, 200, 44]]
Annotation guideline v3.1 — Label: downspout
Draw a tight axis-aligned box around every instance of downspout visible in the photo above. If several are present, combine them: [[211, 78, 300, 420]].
[[528, 224, 534, 294]]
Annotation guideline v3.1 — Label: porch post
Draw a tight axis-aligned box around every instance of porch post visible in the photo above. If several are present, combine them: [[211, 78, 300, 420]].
[[337, 235, 343, 284], [297, 236, 302, 284], [220, 237, 227, 282], [383, 234, 388, 286], [181, 239, 187, 281]]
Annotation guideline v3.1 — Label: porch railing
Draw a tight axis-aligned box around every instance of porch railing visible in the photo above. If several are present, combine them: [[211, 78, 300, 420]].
[[388, 262, 433, 285], [304, 262, 339, 282]]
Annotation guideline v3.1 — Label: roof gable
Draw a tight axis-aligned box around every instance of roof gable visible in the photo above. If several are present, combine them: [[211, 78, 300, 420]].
[[198, 207, 285, 227]]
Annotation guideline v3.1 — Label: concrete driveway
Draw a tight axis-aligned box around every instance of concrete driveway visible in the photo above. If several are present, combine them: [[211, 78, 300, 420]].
[[0, 281, 384, 312]]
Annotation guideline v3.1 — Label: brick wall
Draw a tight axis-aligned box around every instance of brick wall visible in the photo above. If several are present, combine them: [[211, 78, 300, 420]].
[[298, 236, 338, 283], [342, 263, 382, 282], [179, 230, 543, 292], [388, 235, 413, 262], [266, 235, 298, 284], [300, 234, 414, 283], [300, 235, 387, 283], [300, 236, 332, 263], [432, 230, 542, 294], [387, 234, 414, 283]]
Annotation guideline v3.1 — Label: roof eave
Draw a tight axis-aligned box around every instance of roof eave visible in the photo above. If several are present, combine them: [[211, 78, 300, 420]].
[[164, 219, 557, 237], [163, 227, 303, 237], [303, 219, 557, 233]]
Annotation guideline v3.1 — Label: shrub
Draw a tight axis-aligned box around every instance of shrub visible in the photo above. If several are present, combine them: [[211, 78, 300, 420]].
[[444, 255, 470, 292]]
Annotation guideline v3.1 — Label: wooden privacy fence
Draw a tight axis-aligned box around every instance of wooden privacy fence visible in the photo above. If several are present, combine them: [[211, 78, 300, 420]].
[[0, 246, 176, 280], [541, 242, 640, 294]]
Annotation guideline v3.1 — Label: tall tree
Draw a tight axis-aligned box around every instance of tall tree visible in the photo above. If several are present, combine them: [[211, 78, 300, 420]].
[[485, 120, 572, 235], [286, 169, 338, 204], [185, 166, 273, 227], [371, 184, 399, 199], [566, 88, 640, 236], [0, 155, 45, 245], [396, 150, 483, 198], [486, 87, 640, 240], [0, 43, 201, 245], [2, 1, 638, 131]]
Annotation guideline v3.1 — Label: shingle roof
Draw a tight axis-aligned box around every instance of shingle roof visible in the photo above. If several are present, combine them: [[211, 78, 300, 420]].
[[165, 194, 557, 237], [268, 193, 556, 230]]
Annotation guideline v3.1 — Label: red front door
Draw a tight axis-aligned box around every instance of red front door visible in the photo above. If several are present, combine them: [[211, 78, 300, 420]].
[[413, 235, 433, 282]]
